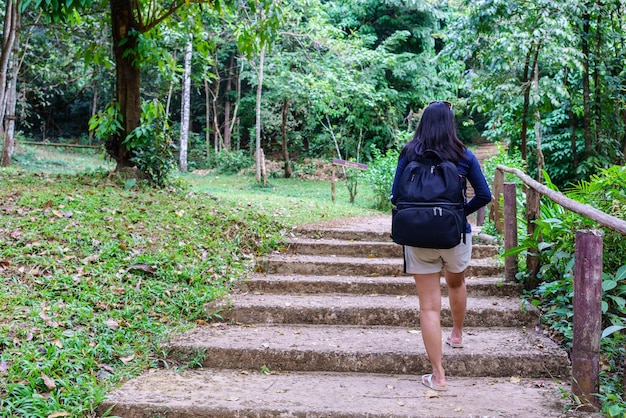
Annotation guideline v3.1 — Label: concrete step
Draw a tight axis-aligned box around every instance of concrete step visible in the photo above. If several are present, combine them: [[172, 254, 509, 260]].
[[163, 324, 569, 378], [99, 368, 586, 418], [256, 254, 503, 277], [242, 274, 522, 298], [285, 237, 500, 259], [212, 293, 538, 328]]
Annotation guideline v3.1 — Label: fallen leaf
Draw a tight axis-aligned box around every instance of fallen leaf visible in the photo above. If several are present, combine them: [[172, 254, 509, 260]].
[[51, 210, 65, 218], [454, 406, 463, 412], [127, 264, 156, 274], [396, 399, 405, 406], [43, 200, 53, 211], [0, 361, 8, 373], [81, 254, 100, 264], [104, 319, 119, 329], [119, 355, 135, 364], [0, 259, 9, 268], [510, 375, 521, 384], [47, 412, 72, 418], [99, 363, 115, 373], [423, 389, 440, 398], [41, 373, 56, 390], [51, 339, 63, 349]]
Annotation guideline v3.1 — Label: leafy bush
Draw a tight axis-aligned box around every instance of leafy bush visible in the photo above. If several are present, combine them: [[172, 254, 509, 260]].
[[506, 166, 626, 415], [125, 100, 177, 188], [360, 145, 399, 211], [209, 149, 254, 174]]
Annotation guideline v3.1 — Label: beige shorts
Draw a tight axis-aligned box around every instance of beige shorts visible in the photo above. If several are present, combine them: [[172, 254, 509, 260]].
[[403, 233, 472, 274]]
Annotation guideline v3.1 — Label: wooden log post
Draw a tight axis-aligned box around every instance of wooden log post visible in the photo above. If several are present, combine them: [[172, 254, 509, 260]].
[[572, 230, 602, 410], [491, 168, 504, 234], [503, 182, 518, 282], [330, 159, 367, 203], [331, 165, 336, 202], [476, 206, 485, 226], [525, 187, 541, 290]]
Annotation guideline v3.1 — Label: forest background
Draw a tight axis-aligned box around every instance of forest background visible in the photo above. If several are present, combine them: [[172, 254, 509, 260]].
[[1, 0, 626, 417]]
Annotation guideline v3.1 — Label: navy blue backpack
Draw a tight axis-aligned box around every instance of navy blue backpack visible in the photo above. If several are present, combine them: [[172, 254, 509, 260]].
[[391, 150, 466, 249]]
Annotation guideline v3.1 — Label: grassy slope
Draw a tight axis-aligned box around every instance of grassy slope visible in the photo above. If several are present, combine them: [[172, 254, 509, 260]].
[[0, 146, 382, 417]]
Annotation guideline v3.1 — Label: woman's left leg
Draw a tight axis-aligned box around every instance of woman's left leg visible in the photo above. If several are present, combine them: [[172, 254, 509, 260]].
[[414, 272, 446, 387]]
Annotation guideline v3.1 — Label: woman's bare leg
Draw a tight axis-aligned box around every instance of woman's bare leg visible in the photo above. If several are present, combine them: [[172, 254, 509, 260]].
[[445, 270, 466, 345], [414, 272, 446, 387]]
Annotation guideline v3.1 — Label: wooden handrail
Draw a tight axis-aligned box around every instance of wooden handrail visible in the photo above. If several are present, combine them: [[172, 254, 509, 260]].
[[493, 164, 615, 411], [496, 164, 626, 235]]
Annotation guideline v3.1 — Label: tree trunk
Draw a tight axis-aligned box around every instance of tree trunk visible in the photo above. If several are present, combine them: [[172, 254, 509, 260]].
[[581, 9, 593, 161], [223, 54, 234, 150], [564, 67, 579, 168], [533, 55, 545, 183], [520, 49, 532, 162], [255, 44, 266, 185], [204, 78, 211, 159], [593, 11, 602, 153], [89, 85, 99, 143], [179, 39, 192, 172], [0, 0, 18, 167], [4, 31, 19, 157], [109, 0, 141, 170], [281, 98, 291, 178]]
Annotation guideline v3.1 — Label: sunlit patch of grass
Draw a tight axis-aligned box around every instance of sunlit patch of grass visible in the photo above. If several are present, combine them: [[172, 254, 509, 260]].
[[180, 172, 382, 226], [0, 147, 381, 417], [12, 144, 114, 174]]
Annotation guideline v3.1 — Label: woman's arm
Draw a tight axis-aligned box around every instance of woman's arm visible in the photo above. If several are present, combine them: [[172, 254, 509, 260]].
[[390, 155, 408, 205], [464, 154, 492, 216]]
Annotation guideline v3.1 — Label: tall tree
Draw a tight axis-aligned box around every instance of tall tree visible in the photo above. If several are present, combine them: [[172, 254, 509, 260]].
[[234, 0, 284, 184], [179, 37, 193, 172], [0, 0, 20, 167]]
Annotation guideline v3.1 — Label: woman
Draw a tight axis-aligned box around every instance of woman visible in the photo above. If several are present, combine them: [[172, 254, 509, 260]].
[[390, 101, 492, 391]]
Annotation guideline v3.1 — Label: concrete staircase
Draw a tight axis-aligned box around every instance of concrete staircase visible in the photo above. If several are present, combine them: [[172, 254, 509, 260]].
[[99, 216, 579, 417]]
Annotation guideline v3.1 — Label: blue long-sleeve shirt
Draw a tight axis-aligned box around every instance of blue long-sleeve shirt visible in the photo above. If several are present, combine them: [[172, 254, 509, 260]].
[[390, 148, 492, 233]]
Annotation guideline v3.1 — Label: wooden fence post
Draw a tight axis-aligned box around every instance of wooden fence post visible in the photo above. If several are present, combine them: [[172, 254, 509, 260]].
[[503, 182, 518, 282], [525, 187, 541, 290], [572, 230, 602, 410], [476, 206, 485, 226], [491, 169, 504, 233], [331, 165, 336, 202]]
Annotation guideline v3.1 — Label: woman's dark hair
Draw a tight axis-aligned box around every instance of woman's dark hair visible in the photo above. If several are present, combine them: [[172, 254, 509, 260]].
[[400, 101, 466, 163]]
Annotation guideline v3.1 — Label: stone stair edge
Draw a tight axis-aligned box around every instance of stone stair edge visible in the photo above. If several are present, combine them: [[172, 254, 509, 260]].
[[240, 274, 522, 298], [161, 323, 569, 377], [98, 368, 593, 418], [212, 293, 539, 328]]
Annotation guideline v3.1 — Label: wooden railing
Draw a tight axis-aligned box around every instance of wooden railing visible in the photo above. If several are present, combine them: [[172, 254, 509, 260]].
[[492, 164, 626, 411]]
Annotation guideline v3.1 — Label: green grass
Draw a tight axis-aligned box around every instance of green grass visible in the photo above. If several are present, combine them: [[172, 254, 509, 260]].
[[0, 147, 382, 417]]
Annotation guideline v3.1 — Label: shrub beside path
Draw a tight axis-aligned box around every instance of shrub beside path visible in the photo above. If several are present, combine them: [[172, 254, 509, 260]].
[[99, 214, 600, 417]]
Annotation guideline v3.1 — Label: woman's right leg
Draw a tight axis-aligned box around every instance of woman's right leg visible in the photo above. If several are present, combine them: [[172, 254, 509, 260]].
[[444, 270, 466, 345]]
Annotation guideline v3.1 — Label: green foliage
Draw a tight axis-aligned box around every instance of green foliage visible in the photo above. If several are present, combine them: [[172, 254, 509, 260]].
[[481, 143, 526, 185], [506, 168, 626, 414], [565, 165, 626, 273], [89, 102, 123, 142], [360, 145, 399, 211], [208, 149, 254, 174], [125, 100, 177, 188], [0, 168, 288, 417]]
